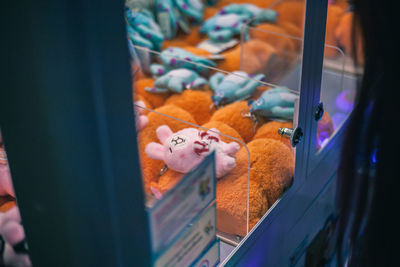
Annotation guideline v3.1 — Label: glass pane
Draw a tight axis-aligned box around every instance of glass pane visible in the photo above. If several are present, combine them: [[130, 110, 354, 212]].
[[316, 4, 362, 152], [125, 0, 302, 259]]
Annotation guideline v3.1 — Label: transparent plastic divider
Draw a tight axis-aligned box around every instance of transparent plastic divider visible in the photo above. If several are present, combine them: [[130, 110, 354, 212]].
[[130, 45, 276, 242], [240, 24, 303, 93]]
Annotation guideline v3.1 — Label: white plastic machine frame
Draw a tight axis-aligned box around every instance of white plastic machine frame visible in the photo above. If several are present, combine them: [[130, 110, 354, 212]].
[[0, 0, 351, 266]]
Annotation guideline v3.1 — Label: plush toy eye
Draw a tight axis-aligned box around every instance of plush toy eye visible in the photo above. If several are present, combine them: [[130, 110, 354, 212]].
[[170, 135, 187, 148], [169, 147, 173, 153]]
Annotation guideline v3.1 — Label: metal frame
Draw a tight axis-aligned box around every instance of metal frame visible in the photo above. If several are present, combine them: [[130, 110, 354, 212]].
[[1, 0, 151, 266], [222, 0, 330, 265]]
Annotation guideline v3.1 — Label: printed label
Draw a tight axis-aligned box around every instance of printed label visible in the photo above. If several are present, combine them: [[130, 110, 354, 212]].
[[191, 240, 220, 267], [154, 204, 216, 267], [148, 153, 216, 255]]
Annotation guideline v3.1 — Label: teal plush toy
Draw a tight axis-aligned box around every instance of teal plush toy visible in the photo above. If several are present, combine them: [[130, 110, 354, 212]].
[[145, 68, 208, 93], [200, 4, 277, 42], [150, 47, 216, 77], [210, 71, 265, 106], [155, 0, 204, 39], [218, 4, 277, 24], [200, 13, 250, 42], [249, 87, 297, 121], [125, 7, 164, 51]]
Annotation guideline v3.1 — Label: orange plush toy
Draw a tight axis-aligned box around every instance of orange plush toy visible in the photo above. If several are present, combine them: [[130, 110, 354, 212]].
[[273, 1, 305, 30], [335, 11, 364, 64], [217, 138, 294, 236], [210, 101, 265, 143], [324, 5, 346, 58], [217, 39, 278, 75], [164, 90, 215, 125], [253, 120, 293, 149], [317, 111, 335, 150]]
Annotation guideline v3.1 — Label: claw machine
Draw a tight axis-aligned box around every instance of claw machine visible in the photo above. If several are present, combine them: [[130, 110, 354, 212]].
[[0, 0, 360, 266]]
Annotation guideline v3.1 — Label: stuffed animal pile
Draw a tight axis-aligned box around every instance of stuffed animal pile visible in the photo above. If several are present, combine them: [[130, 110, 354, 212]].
[[128, 0, 351, 237]]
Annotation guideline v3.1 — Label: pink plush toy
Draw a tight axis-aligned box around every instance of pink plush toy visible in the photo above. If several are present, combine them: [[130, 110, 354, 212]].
[[0, 207, 31, 267], [145, 125, 240, 178], [134, 100, 149, 131], [0, 147, 15, 198]]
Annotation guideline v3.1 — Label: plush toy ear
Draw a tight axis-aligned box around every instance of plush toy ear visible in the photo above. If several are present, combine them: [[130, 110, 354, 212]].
[[156, 125, 173, 144], [145, 142, 165, 161]]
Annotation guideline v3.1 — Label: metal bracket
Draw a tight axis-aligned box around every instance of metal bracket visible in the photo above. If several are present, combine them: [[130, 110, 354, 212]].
[[278, 127, 304, 147]]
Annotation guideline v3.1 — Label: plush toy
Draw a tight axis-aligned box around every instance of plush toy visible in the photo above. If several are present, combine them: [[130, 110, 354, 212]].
[[253, 121, 293, 149], [201, 121, 244, 144], [145, 68, 208, 93], [250, 23, 296, 59], [209, 71, 265, 107], [215, 0, 276, 9], [155, 0, 204, 39], [125, 7, 164, 51], [162, 26, 207, 48], [248, 87, 297, 121], [336, 89, 355, 114], [0, 148, 14, 199], [317, 111, 335, 150], [217, 4, 278, 24], [150, 47, 216, 76], [200, 3, 277, 42], [164, 90, 215, 125], [217, 39, 278, 77], [134, 100, 149, 131], [149, 120, 244, 197], [335, 11, 364, 64], [134, 78, 171, 108], [138, 105, 197, 193], [145, 125, 240, 178], [324, 5, 346, 58], [200, 13, 251, 42], [133, 94, 153, 114], [272, 1, 305, 30], [0, 207, 31, 267], [210, 101, 265, 143], [148, 120, 244, 196], [217, 138, 294, 236]]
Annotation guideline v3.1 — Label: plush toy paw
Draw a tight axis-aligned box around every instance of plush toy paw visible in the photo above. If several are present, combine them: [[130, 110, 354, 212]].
[[134, 100, 149, 131], [0, 148, 14, 198], [126, 7, 164, 51], [145, 125, 239, 178], [150, 47, 216, 76], [249, 87, 297, 121], [210, 71, 265, 106], [145, 68, 207, 94], [0, 207, 31, 267]]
